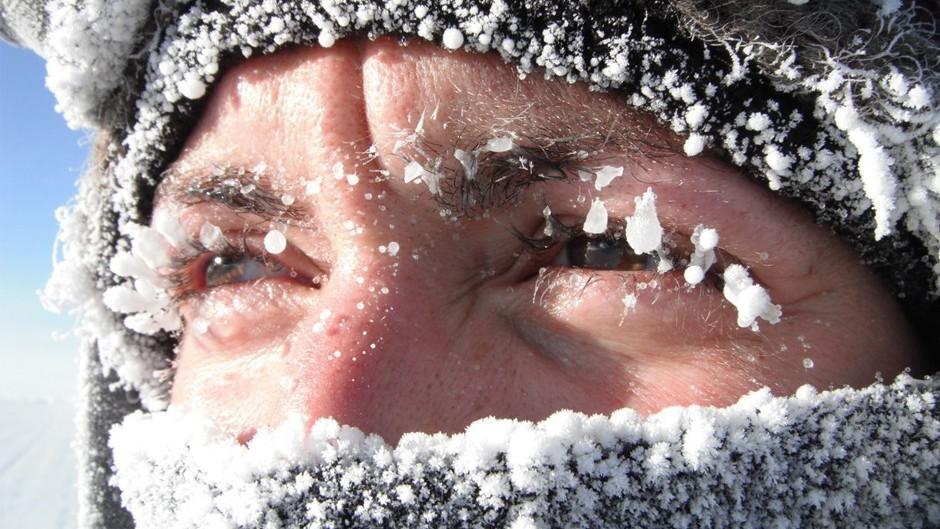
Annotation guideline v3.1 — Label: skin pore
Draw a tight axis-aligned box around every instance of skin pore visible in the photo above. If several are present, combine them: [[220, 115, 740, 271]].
[[157, 38, 925, 443]]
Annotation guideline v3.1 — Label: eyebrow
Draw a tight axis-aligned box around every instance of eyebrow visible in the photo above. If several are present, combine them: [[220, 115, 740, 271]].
[[156, 166, 309, 223], [155, 115, 682, 221]]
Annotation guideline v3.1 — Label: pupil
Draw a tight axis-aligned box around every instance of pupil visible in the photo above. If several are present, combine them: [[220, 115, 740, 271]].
[[205, 255, 245, 287], [567, 235, 627, 269]]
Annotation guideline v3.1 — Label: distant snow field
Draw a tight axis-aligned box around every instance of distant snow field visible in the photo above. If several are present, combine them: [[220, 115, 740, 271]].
[[0, 398, 77, 528]]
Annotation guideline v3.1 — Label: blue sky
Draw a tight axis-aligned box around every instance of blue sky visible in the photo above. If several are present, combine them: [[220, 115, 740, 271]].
[[0, 42, 89, 400]]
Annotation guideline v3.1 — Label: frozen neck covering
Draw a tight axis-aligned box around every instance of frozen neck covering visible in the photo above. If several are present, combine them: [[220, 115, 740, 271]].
[[112, 376, 940, 529], [1, 1, 939, 528]]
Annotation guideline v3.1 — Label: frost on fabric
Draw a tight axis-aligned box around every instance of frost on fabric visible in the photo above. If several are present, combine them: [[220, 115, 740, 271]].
[[110, 376, 940, 529], [44, 0, 152, 129]]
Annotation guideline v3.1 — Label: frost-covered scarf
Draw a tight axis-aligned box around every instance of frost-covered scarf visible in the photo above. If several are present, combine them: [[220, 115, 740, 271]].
[[2, 1, 939, 528], [112, 376, 940, 529]]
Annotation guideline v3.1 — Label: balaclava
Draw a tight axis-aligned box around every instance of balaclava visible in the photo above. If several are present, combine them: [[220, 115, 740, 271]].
[[1, 1, 939, 528]]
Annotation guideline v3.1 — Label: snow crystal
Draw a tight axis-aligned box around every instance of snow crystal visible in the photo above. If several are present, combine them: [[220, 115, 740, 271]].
[[582, 198, 608, 234], [177, 75, 206, 100], [746, 112, 771, 132], [593, 165, 622, 191], [685, 103, 708, 129], [625, 188, 662, 254], [442, 28, 465, 50], [721, 264, 782, 329], [318, 30, 336, 48], [803, 357, 815, 369], [683, 134, 705, 156], [387, 241, 400, 257], [264, 230, 287, 254]]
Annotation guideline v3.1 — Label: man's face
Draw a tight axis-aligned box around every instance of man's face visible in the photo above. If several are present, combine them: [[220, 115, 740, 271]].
[[154, 38, 924, 443]]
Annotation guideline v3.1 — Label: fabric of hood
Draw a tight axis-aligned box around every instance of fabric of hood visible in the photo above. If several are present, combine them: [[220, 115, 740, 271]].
[[1, 0, 939, 528]]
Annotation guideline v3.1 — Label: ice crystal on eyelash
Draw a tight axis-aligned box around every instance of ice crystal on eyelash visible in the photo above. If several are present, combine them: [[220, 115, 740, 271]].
[[582, 198, 609, 234], [684, 224, 719, 286], [721, 264, 782, 330], [625, 188, 663, 255], [264, 230, 287, 254], [102, 223, 182, 336]]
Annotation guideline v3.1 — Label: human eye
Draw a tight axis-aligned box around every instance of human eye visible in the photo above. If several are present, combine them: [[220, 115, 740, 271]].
[[164, 228, 321, 301]]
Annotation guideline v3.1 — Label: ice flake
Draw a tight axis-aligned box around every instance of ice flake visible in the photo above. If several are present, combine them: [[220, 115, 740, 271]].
[[593, 165, 623, 191], [625, 188, 662, 254], [404, 161, 425, 184], [442, 27, 465, 50], [264, 230, 287, 254], [721, 264, 782, 329], [582, 198, 608, 234], [333, 162, 345, 180], [484, 136, 513, 153], [803, 357, 815, 369], [387, 241, 400, 257], [199, 222, 223, 248]]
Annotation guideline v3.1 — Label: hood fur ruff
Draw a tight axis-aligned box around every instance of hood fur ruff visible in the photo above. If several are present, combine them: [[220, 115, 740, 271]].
[[1, 0, 939, 528]]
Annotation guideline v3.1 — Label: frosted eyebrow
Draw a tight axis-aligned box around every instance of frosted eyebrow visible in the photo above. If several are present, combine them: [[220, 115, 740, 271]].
[[155, 166, 308, 223]]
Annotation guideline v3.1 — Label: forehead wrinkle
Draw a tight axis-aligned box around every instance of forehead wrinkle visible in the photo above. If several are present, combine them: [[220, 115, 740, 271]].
[[155, 165, 310, 224]]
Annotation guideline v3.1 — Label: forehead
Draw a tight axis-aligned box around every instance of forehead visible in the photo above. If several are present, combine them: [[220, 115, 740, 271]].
[[168, 37, 680, 182]]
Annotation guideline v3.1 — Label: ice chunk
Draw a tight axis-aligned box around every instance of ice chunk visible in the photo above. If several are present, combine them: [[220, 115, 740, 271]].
[[721, 264, 782, 329], [685, 224, 719, 286], [582, 198, 608, 234], [442, 27, 465, 50], [593, 165, 623, 191], [683, 265, 705, 285], [454, 149, 477, 180], [264, 230, 287, 254], [318, 30, 336, 48], [625, 188, 662, 254]]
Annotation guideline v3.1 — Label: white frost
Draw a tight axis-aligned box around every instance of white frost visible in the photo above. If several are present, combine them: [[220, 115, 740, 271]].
[[593, 165, 623, 191], [625, 188, 663, 254], [582, 198, 608, 234], [721, 264, 782, 329], [442, 27, 465, 50], [683, 134, 705, 156], [264, 230, 287, 254]]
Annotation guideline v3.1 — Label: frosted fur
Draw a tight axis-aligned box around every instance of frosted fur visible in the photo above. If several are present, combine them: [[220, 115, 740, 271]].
[[111, 376, 940, 529]]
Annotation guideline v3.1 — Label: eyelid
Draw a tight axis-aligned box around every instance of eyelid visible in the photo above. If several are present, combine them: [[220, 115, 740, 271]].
[[162, 228, 324, 302]]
